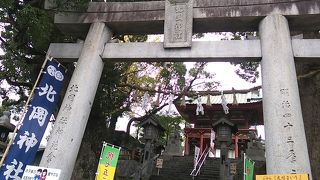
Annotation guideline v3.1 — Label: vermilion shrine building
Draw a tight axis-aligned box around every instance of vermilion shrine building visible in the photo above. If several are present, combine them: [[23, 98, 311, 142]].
[[176, 87, 263, 158]]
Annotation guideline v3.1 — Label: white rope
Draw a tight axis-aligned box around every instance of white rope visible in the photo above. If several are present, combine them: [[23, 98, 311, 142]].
[[221, 91, 229, 114], [196, 95, 204, 115]]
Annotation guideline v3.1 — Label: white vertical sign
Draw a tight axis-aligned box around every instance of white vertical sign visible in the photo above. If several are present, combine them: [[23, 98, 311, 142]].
[[22, 165, 61, 180], [194, 146, 200, 168], [210, 130, 215, 151]]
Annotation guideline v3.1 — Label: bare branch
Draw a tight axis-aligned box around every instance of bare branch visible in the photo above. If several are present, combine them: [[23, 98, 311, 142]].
[[0, 37, 7, 44]]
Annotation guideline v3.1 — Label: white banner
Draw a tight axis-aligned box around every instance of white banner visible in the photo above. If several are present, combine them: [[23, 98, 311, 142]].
[[194, 146, 200, 168], [210, 129, 215, 151], [22, 165, 61, 180]]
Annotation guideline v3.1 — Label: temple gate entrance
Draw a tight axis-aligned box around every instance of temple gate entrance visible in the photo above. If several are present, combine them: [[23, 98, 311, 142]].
[[41, 0, 320, 179]]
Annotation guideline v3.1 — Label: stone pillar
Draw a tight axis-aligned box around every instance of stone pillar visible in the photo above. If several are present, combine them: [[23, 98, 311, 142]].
[[260, 15, 312, 177], [40, 23, 111, 180]]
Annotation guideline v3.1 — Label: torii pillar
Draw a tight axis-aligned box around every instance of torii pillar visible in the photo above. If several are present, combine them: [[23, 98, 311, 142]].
[[260, 15, 312, 178], [40, 22, 111, 180]]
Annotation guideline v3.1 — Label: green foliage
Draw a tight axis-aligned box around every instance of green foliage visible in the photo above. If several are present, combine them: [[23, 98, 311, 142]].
[[49, 0, 89, 11], [233, 61, 260, 83], [229, 32, 260, 83], [0, 0, 77, 110], [188, 62, 219, 91], [17, 5, 53, 51], [94, 62, 132, 118], [158, 62, 187, 91], [157, 114, 185, 145]]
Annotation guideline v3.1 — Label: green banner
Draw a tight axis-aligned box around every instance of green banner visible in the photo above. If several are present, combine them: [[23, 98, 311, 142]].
[[245, 157, 254, 180], [96, 144, 120, 180]]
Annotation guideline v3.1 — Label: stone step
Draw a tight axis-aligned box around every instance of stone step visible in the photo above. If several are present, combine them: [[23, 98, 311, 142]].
[[150, 175, 220, 180], [150, 156, 220, 180]]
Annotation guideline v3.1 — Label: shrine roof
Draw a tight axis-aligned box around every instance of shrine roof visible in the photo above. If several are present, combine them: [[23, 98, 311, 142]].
[[175, 87, 264, 126], [187, 89, 262, 105], [139, 115, 166, 132]]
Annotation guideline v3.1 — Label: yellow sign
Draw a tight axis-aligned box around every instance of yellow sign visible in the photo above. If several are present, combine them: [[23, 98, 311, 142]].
[[256, 174, 309, 180], [96, 144, 120, 180]]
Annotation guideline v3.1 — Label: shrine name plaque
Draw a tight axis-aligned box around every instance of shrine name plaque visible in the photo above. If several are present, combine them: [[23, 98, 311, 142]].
[[164, 0, 193, 48]]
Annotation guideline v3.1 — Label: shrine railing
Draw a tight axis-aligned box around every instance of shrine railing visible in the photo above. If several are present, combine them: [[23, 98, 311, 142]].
[[190, 146, 210, 177]]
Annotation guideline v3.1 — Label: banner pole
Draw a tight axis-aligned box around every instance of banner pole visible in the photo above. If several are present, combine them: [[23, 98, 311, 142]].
[[244, 153, 246, 180], [95, 142, 107, 180], [0, 54, 51, 167]]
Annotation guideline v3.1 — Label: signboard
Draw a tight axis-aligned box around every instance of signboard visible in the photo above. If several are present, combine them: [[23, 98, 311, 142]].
[[22, 165, 61, 180], [0, 59, 66, 180], [210, 129, 215, 152], [229, 163, 237, 175], [156, 158, 163, 169], [96, 143, 120, 180], [256, 174, 309, 180], [164, 0, 193, 48], [194, 146, 200, 168]]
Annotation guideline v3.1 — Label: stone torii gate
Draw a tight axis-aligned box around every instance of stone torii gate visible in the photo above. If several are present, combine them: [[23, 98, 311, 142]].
[[41, 0, 320, 179]]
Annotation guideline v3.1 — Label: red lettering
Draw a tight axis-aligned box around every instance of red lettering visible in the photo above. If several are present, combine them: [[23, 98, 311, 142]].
[[103, 169, 108, 176], [105, 162, 110, 168], [107, 152, 114, 160]]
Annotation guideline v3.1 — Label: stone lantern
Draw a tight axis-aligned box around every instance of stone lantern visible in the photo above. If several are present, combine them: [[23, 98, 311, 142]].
[[213, 118, 237, 143], [212, 116, 238, 180], [139, 115, 165, 162], [0, 111, 15, 150]]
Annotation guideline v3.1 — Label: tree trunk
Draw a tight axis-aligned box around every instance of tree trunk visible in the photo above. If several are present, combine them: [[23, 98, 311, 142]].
[[71, 110, 111, 179], [109, 115, 118, 133], [297, 62, 320, 178]]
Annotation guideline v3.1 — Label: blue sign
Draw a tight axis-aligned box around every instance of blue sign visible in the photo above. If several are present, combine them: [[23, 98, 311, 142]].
[[0, 59, 66, 180]]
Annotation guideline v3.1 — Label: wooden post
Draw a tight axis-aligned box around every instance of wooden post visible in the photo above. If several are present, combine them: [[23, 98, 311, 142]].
[[235, 134, 239, 159], [185, 133, 189, 156]]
